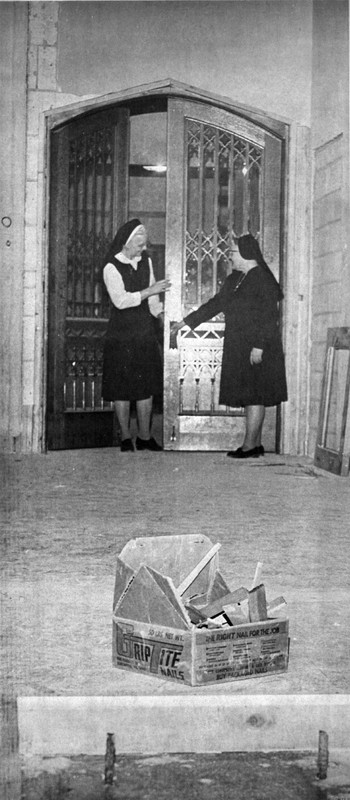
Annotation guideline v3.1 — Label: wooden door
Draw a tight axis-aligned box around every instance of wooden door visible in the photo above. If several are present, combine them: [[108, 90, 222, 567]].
[[163, 99, 282, 451], [47, 107, 129, 449]]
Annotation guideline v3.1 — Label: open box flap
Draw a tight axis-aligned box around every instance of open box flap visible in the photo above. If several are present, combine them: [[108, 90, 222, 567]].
[[118, 534, 218, 590], [147, 565, 192, 628], [114, 564, 192, 629], [113, 556, 135, 610]]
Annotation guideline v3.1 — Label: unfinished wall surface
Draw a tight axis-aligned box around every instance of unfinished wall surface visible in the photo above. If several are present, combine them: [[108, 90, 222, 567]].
[[20, 2, 80, 452], [309, 0, 349, 456], [56, 0, 313, 125], [0, 3, 27, 453]]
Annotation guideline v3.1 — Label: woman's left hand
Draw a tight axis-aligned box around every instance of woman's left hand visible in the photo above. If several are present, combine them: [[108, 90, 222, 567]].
[[250, 347, 263, 365], [169, 320, 185, 349]]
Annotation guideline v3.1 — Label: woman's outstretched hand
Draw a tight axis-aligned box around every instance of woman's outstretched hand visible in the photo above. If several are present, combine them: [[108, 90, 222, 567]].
[[170, 320, 185, 349], [250, 347, 263, 365]]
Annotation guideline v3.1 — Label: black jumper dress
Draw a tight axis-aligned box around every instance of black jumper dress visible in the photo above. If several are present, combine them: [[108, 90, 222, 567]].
[[102, 252, 162, 402], [184, 266, 288, 408]]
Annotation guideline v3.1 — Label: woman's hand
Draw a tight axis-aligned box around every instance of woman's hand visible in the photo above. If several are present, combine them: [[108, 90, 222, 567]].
[[169, 320, 185, 349], [140, 278, 171, 303], [170, 320, 185, 335], [250, 347, 263, 365], [148, 278, 172, 296]]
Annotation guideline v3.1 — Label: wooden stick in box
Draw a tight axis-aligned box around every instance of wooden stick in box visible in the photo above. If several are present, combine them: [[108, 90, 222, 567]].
[[177, 543, 221, 596]]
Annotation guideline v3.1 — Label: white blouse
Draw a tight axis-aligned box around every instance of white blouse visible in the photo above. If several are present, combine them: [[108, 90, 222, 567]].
[[103, 252, 163, 318]]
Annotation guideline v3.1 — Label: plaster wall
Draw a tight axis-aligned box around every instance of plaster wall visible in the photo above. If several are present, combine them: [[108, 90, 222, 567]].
[[308, 0, 350, 456], [0, 2, 27, 453], [311, 0, 348, 150], [56, 0, 313, 125]]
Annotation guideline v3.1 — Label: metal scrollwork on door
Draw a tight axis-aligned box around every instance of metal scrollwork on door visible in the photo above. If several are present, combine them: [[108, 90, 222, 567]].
[[184, 118, 263, 315], [67, 128, 114, 321], [64, 124, 116, 413], [64, 323, 113, 412], [178, 326, 243, 416], [179, 117, 262, 416]]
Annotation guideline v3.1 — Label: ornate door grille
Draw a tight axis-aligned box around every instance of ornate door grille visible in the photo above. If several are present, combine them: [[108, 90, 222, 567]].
[[64, 125, 115, 414], [47, 108, 129, 449], [178, 325, 228, 415], [184, 118, 263, 315], [66, 128, 114, 321], [180, 118, 263, 416]]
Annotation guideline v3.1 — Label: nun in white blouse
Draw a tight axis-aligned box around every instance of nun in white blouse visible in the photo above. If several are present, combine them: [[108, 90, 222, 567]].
[[102, 219, 171, 452]]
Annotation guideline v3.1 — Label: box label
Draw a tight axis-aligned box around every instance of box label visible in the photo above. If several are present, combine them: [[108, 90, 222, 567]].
[[113, 621, 190, 682], [113, 618, 289, 686], [195, 621, 289, 684]]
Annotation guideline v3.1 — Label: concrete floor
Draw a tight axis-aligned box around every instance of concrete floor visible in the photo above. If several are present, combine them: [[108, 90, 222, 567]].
[[2, 448, 350, 798], [1, 448, 350, 698]]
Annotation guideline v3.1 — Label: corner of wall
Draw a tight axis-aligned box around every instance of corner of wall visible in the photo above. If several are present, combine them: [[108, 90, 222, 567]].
[[282, 123, 312, 457]]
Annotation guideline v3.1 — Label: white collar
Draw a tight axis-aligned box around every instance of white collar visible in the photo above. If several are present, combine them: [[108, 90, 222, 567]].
[[115, 251, 141, 270]]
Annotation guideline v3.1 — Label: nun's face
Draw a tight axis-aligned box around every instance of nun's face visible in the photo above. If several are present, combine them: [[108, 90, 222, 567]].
[[227, 244, 248, 272], [124, 232, 147, 260]]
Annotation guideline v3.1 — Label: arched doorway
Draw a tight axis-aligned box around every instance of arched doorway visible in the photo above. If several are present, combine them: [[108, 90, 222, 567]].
[[46, 86, 286, 451]]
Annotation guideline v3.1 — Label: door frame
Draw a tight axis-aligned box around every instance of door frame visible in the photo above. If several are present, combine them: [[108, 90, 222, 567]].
[[43, 78, 311, 455]]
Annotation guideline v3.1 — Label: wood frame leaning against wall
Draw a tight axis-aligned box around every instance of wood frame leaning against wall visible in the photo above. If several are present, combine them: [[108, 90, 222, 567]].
[[41, 79, 311, 456]]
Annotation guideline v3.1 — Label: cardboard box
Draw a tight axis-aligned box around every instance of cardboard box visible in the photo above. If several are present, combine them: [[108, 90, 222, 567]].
[[112, 535, 289, 686]]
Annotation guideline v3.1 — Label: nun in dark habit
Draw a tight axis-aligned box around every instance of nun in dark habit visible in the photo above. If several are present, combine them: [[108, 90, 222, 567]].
[[171, 234, 288, 457], [102, 219, 171, 451]]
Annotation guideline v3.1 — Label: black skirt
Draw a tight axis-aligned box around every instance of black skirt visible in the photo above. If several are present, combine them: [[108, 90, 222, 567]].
[[102, 331, 162, 402], [219, 336, 288, 407]]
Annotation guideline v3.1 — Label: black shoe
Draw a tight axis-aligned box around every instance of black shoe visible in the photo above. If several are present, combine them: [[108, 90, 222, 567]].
[[257, 445, 265, 456], [227, 446, 260, 459], [120, 438, 134, 452], [135, 436, 162, 451]]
